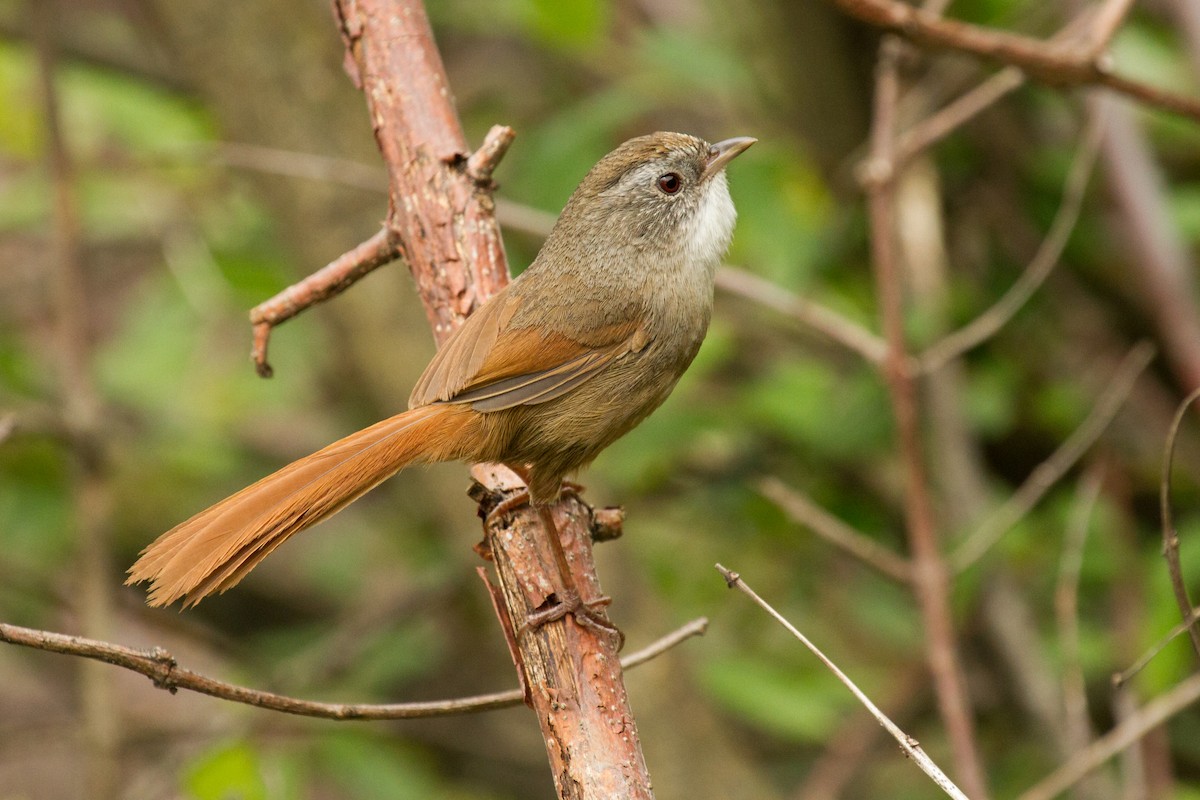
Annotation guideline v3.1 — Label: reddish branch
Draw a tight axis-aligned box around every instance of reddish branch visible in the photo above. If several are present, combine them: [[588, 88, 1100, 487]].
[[323, 2, 651, 797], [826, 0, 1200, 122], [863, 37, 990, 800]]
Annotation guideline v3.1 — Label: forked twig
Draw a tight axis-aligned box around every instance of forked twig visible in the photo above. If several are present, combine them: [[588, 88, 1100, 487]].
[[716, 565, 970, 800]]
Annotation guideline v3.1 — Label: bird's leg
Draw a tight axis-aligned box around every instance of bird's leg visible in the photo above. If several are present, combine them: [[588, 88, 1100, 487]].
[[521, 502, 621, 645], [484, 470, 621, 645]]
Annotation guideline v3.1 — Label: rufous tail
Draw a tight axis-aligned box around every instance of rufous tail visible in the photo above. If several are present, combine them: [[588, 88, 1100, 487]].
[[127, 404, 476, 608]]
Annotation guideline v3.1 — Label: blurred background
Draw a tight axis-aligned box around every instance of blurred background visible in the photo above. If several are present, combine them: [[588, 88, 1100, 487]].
[[3, 0, 1200, 797]]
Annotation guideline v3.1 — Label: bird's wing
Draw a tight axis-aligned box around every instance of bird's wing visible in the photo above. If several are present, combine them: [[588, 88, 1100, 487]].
[[408, 286, 645, 412]]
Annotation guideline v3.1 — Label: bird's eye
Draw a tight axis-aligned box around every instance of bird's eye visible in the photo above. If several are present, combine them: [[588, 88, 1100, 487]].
[[656, 172, 682, 194]]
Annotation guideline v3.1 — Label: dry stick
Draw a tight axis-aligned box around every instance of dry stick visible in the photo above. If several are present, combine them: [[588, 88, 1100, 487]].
[[716, 565, 970, 800], [825, 0, 1200, 122], [1113, 607, 1200, 688], [865, 36, 990, 799], [206, 140, 563, 243], [1015, 670, 1200, 800], [757, 477, 911, 582], [0, 618, 706, 720], [1054, 464, 1106, 768], [951, 342, 1155, 571], [249, 226, 397, 377], [917, 109, 1106, 373], [1158, 386, 1200, 659], [715, 267, 889, 365]]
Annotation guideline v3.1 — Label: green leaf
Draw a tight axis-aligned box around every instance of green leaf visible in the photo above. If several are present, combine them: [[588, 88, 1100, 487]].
[[185, 741, 267, 800], [701, 655, 848, 741]]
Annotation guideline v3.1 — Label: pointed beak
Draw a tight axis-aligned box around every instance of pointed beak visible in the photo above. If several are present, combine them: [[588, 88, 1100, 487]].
[[701, 136, 756, 181]]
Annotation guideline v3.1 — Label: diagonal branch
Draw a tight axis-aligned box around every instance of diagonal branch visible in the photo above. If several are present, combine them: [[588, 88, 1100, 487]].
[[1015, 671, 1200, 800], [951, 342, 1155, 571], [758, 477, 911, 582], [716, 267, 889, 365], [917, 109, 1106, 373], [717, 565, 969, 800], [824, 0, 1200, 122]]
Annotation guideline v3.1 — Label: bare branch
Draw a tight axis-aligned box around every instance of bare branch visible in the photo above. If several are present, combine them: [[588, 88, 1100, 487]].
[[866, 35, 988, 797], [715, 266, 889, 365], [758, 477, 911, 582], [894, 68, 1026, 167], [1055, 464, 1106, 763], [249, 227, 398, 377], [716, 565, 970, 800], [918, 111, 1105, 373], [823, 0, 1200, 122], [0, 618, 707, 720], [1159, 386, 1200, 659], [465, 124, 516, 184], [1015, 671, 1200, 800], [892, 6, 1107, 166], [1113, 607, 1200, 688], [951, 342, 1155, 571]]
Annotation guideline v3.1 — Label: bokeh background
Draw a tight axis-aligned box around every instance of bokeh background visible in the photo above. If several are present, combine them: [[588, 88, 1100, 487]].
[[3, 0, 1200, 798]]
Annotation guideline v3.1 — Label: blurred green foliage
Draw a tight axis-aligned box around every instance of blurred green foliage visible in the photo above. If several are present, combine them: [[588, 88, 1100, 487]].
[[4, 0, 1200, 798]]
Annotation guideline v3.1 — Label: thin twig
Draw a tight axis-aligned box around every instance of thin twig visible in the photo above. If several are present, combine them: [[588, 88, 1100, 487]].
[[1082, 0, 1137, 60], [465, 124, 516, 184], [892, 6, 1105, 166], [248, 226, 398, 377], [715, 266, 889, 365], [1158, 386, 1200, 659], [209, 141, 387, 192], [1015, 671, 1200, 800], [918, 111, 1106, 373], [1055, 463, 1105, 763], [895, 68, 1026, 166], [716, 565, 970, 800], [33, 3, 119, 795], [1113, 607, 1200, 688], [0, 618, 707, 720], [866, 35, 989, 798], [951, 342, 1155, 571], [758, 477, 911, 582]]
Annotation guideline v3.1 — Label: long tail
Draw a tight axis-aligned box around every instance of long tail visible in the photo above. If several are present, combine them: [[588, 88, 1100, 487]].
[[127, 403, 476, 608]]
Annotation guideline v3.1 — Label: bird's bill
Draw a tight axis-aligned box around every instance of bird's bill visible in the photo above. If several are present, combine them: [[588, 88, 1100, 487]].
[[702, 136, 757, 180]]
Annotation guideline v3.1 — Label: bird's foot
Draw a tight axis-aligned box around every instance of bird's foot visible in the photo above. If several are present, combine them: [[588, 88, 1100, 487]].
[[521, 588, 624, 648]]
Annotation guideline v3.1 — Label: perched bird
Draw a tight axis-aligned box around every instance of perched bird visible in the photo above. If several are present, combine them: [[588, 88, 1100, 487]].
[[129, 131, 754, 626]]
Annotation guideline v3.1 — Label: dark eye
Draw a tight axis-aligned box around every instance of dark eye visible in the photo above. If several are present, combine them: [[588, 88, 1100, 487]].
[[656, 172, 682, 194]]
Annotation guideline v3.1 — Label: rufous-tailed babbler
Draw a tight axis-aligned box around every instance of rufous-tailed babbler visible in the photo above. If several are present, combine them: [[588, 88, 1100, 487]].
[[128, 132, 755, 633]]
